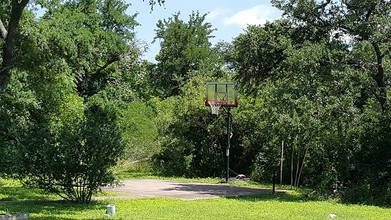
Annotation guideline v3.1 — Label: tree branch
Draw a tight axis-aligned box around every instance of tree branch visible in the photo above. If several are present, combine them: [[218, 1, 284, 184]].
[[316, 0, 331, 12], [0, 0, 29, 91], [95, 55, 119, 78], [371, 42, 388, 111], [0, 19, 7, 39]]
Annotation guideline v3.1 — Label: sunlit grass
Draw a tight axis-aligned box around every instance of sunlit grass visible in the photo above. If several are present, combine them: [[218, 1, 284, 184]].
[[1, 177, 391, 219], [1, 196, 390, 219], [0, 177, 391, 219]]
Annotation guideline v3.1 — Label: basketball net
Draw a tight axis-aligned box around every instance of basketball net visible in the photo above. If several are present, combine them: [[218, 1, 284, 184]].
[[209, 101, 224, 115]]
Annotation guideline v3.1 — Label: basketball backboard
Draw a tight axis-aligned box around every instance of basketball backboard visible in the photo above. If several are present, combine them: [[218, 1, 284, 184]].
[[205, 82, 238, 107]]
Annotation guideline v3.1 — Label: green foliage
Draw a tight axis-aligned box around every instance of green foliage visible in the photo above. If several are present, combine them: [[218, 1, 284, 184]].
[[342, 110, 391, 206], [1, 0, 146, 202], [1, 0, 390, 207], [151, 78, 271, 179], [151, 11, 221, 97], [231, 20, 293, 95], [19, 88, 125, 202], [120, 100, 159, 161], [0, 71, 39, 176], [272, 0, 390, 110], [230, 0, 390, 205], [151, 77, 224, 177], [21, 0, 139, 98]]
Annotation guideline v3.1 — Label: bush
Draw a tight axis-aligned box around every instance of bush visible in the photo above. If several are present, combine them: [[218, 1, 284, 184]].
[[19, 92, 125, 202], [0, 71, 38, 177]]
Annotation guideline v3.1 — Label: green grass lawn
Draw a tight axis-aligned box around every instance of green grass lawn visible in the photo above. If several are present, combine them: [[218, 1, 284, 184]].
[[1, 178, 390, 219], [1, 196, 390, 219]]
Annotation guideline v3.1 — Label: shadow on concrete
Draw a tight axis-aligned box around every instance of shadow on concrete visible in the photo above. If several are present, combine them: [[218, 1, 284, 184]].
[[162, 182, 283, 197]]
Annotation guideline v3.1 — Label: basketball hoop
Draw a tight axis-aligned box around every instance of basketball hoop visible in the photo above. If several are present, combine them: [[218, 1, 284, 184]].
[[208, 101, 224, 115], [205, 82, 238, 183]]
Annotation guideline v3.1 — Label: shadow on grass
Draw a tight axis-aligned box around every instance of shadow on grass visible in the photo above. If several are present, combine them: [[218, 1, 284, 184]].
[[228, 190, 391, 209], [0, 200, 106, 220], [225, 192, 314, 203], [0, 187, 55, 201]]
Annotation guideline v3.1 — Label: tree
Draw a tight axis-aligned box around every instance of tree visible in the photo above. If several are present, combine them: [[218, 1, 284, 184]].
[[144, 0, 166, 10], [0, 0, 165, 91], [151, 11, 219, 97], [268, 0, 391, 203], [0, 0, 29, 90], [230, 20, 293, 96], [230, 1, 390, 204], [151, 76, 269, 179], [20, 88, 125, 202], [32, 0, 139, 98], [120, 100, 159, 161], [0, 71, 38, 176], [0, 0, 148, 202], [272, 0, 391, 111], [151, 76, 226, 177]]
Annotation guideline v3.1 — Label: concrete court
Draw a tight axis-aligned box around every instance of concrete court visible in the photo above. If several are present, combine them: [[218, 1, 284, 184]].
[[100, 179, 284, 200]]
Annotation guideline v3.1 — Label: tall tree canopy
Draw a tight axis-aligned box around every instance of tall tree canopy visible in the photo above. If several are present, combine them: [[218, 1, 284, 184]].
[[0, 0, 165, 91], [271, 0, 391, 110], [0, 0, 151, 202], [151, 11, 219, 97], [229, 0, 390, 205]]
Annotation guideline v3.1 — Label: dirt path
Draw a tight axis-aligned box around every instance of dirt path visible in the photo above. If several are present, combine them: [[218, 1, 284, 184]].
[[98, 179, 284, 200]]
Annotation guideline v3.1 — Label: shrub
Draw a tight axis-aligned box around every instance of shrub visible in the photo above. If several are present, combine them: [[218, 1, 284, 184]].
[[20, 94, 125, 202]]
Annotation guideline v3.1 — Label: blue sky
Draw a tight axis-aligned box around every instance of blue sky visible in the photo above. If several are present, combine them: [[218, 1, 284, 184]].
[[126, 0, 282, 62]]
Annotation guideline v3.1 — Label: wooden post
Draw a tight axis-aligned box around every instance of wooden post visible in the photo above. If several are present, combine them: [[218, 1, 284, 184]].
[[272, 170, 276, 194], [280, 140, 284, 184]]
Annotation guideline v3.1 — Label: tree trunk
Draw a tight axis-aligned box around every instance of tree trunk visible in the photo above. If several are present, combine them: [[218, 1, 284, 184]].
[[296, 147, 309, 188], [294, 148, 300, 188], [0, 0, 29, 91], [0, 19, 7, 39], [290, 142, 294, 187], [371, 42, 388, 111]]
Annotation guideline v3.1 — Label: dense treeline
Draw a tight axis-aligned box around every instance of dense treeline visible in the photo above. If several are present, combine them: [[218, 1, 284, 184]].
[[0, 0, 156, 202], [0, 0, 390, 206]]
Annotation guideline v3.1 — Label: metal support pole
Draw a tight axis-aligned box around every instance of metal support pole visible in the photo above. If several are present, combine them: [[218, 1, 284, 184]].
[[272, 170, 276, 194], [226, 107, 231, 182]]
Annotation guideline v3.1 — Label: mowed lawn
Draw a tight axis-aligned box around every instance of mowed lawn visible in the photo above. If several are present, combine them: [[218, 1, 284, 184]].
[[1, 197, 390, 220], [1, 179, 390, 219]]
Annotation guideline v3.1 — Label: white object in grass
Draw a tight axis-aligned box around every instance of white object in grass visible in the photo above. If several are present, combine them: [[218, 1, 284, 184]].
[[106, 204, 116, 216]]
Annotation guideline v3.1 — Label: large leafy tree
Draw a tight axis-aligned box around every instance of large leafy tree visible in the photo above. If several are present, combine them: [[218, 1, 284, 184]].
[[31, 0, 138, 98], [0, 0, 165, 91], [0, 0, 151, 202], [151, 11, 220, 97], [0, 0, 29, 90], [230, 0, 390, 205], [232, 21, 365, 185], [230, 20, 293, 95], [272, 0, 391, 111]]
